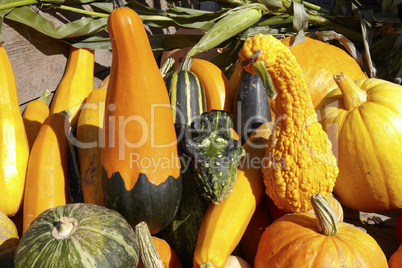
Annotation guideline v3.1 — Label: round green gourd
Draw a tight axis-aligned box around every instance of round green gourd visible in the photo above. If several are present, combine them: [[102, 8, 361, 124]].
[[14, 203, 139, 268]]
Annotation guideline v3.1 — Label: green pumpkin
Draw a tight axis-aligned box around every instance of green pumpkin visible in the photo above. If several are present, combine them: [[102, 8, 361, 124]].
[[14, 203, 139, 268]]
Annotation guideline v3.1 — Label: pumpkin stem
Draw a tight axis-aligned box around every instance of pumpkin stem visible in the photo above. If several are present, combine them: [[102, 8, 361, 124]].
[[135, 221, 163, 268], [241, 51, 277, 99], [333, 72, 367, 111], [52, 217, 79, 240], [112, 0, 125, 9], [311, 193, 339, 236]]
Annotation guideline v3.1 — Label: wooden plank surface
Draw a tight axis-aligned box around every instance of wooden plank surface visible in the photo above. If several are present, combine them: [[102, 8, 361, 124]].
[[1, 16, 112, 112]]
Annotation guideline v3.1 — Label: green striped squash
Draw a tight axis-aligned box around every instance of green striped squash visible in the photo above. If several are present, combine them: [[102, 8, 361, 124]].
[[164, 69, 207, 135], [14, 203, 139, 268]]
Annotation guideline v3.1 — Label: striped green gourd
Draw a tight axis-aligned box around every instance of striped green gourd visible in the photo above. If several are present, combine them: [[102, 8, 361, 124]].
[[14, 203, 139, 268], [160, 58, 209, 267], [164, 57, 207, 140]]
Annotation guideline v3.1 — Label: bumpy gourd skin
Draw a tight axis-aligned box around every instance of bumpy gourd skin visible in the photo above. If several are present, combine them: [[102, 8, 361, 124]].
[[239, 34, 339, 213]]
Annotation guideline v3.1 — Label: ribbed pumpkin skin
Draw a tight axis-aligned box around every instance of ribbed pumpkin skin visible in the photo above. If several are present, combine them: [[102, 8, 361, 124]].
[[280, 36, 367, 108], [254, 213, 388, 267], [0, 46, 30, 217], [317, 77, 402, 212], [102, 4, 181, 234], [14, 203, 139, 268]]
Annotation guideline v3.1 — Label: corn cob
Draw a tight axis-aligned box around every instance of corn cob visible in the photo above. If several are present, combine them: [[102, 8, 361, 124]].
[[186, 3, 268, 58]]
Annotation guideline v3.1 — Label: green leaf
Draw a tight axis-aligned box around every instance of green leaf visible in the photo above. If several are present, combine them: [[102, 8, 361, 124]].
[[256, 0, 282, 10], [5, 6, 108, 39]]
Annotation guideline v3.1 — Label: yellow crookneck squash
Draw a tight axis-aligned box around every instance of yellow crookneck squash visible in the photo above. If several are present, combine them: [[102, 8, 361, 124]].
[[22, 112, 70, 233], [50, 46, 94, 128], [193, 122, 271, 268], [22, 89, 51, 151], [102, 0, 181, 234], [316, 73, 402, 212], [239, 33, 339, 213], [77, 88, 107, 206], [254, 193, 388, 268], [0, 46, 30, 217]]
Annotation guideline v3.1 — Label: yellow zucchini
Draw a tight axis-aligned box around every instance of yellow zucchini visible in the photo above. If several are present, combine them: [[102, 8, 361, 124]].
[[193, 123, 272, 268], [50, 46, 94, 128], [76, 88, 107, 206], [0, 46, 30, 217]]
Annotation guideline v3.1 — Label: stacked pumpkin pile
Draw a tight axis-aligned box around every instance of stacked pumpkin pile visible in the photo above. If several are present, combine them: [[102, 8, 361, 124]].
[[1, 0, 402, 267]]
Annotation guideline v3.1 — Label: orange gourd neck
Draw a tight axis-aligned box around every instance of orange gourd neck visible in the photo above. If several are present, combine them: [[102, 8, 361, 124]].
[[103, 2, 180, 189], [334, 72, 367, 111]]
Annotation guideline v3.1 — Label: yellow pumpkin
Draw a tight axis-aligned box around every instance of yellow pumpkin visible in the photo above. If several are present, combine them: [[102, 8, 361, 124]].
[[317, 73, 402, 212]]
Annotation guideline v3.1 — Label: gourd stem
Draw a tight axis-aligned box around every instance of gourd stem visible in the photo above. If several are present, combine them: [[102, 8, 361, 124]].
[[135, 221, 163, 268], [180, 57, 194, 72], [200, 262, 215, 268], [159, 58, 176, 77], [38, 89, 51, 105], [113, 0, 125, 9], [251, 60, 278, 100], [52, 217, 79, 240], [333, 72, 367, 111], [311, 193, 338, 236]]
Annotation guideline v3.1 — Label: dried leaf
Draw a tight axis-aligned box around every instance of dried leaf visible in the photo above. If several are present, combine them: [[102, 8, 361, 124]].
[[292, 0, 309, 32]]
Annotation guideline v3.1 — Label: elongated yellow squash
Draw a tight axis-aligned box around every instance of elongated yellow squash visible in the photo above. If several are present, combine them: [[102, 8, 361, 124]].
[[77, 88, 107, 206], [50, 46, 94, 128], [0, 46, 30, 217], [22, 89, 51, 151], [190, 58, 234, 113], [22, 112, 70, 233], [193, 123, 272, 268]]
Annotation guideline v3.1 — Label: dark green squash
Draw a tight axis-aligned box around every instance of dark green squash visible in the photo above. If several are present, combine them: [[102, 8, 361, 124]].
[[233, 70, 272, 144], [157, 165, 209, 267], [158, 58, 209, 267], [183, 110, 245, 204], [14, 203, 139, 268]]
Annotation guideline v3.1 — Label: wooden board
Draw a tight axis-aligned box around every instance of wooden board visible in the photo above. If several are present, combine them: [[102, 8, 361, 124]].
[[1, 18, 112, 112]]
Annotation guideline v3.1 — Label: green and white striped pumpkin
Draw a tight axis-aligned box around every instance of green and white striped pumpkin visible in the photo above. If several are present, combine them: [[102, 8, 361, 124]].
[[14, 203, 139, 268]]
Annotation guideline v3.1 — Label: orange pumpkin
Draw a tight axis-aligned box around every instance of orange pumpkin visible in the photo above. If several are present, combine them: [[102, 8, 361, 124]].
[[255, 194, 388, 267], [279, 36, 367, 108], [389, 244, 402, 268]]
